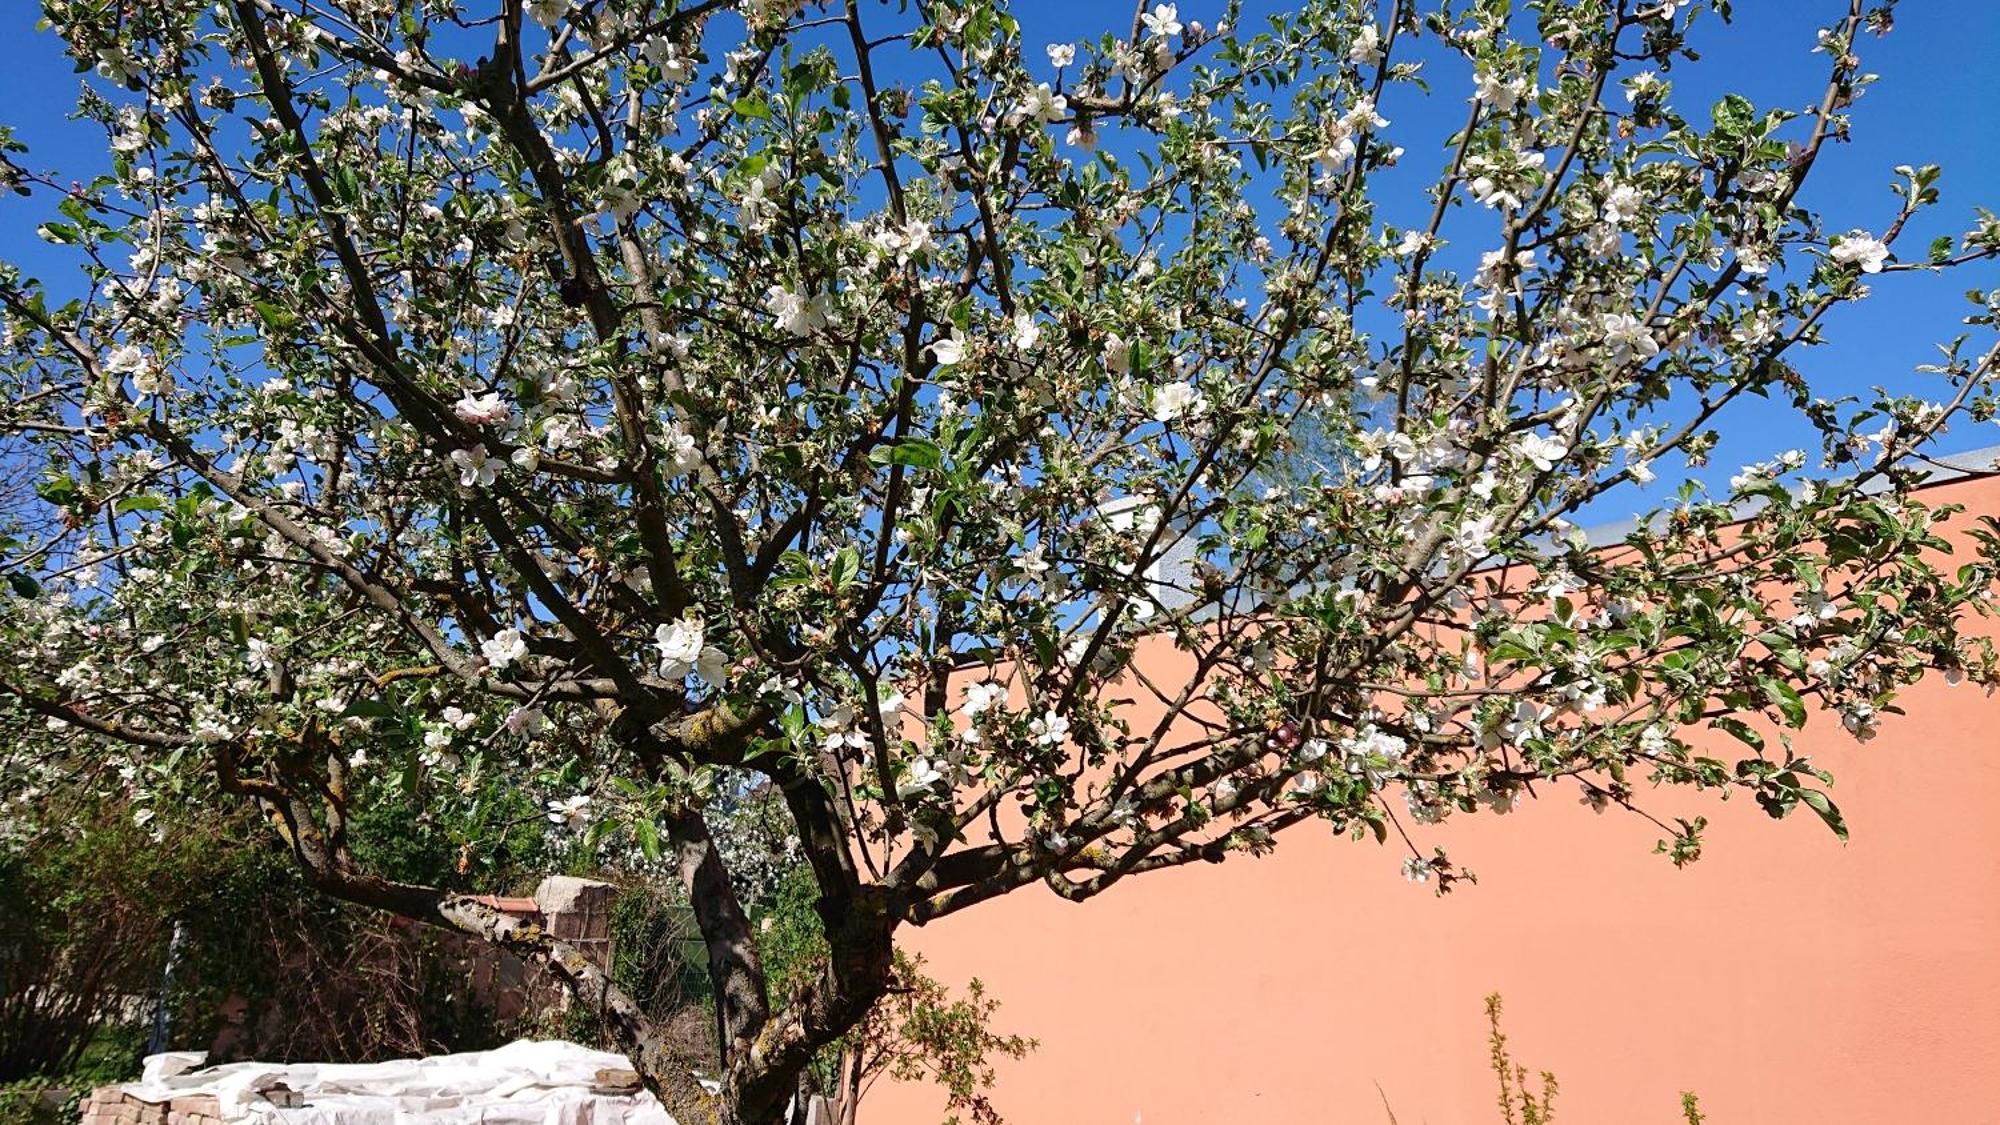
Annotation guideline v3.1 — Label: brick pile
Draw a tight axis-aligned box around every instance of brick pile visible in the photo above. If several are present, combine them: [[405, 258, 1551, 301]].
[[78, 1090, 223, 1125]]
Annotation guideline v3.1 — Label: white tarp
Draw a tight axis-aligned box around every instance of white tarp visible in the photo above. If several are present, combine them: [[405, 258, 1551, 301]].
[[119, 1040, 678, 1125]]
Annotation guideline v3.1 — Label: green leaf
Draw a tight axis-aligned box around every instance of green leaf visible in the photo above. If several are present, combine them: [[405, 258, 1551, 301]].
[[770, 549, 814, 591], [1710, 94, 1754, 138], [1799, 788, 1849, 842], [6, 572, 39, 598], [867, 438, 943, 470], [254, 300, 295, 331], [634, 818, 662, 862], [831, 546, 861, 590], [35, 475, 78, 508], [732, 96, 771, 120], [1761, 678, 1807, 727], [339, 697, 401, 720], [1713, 716, 1764, 751]]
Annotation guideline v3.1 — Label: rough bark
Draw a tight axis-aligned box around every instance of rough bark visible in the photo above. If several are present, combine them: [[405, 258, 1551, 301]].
[[661, 805, 771, 1067]]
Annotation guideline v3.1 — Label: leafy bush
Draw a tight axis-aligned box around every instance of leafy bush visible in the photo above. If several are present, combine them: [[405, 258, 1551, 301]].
[[0, 801, 204, 1083], [0, 783, 571, 1090]]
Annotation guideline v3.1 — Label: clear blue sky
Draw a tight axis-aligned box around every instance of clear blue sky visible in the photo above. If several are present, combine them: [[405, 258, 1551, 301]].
[[2, 1, 1996, 487]]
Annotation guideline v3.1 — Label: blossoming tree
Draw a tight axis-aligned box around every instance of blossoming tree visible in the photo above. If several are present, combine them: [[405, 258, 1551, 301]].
[[3, 0, 1998, 1120]]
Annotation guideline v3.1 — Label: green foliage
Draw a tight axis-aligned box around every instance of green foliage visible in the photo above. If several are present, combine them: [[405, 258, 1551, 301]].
[[0, 1081, 78, 1125], [0, 800, 222, 1083], [1485, 993, 1558, 1125], [755, 865, 832, 1002], [547, 883, 718, 1069], [0, 1026, 148, 1125], [847, 952, 1037, 1125], [1479, 993, 1707, 1125], [344, 779, 562, 892], [608, 886, 713, 1018], [0, 783, 582, 1092]]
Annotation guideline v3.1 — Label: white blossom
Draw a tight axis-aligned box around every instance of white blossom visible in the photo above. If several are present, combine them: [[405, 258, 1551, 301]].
[[1031, 709, 1071, 746], [505, 707, 548, 736], [869, 216, 933, 265], [1473, 70, 1531, 112], [1624, 70, 1663, 102], [656, 616, 728, 686], [453, 392, 512, 426], [1516, 432, 1568, 473], [1101, 333, 1131, 374], [1842, 702, 1880, 741], [662, 421, 703, 477], [525, 0, 570, 29], [545, 794, 592, 827], [1599, 312, 1661, 364], [1829, 231, 1890, 273], [961, 680, 1008, 718], [1141, 4, 1182, 39], [450, 444, 500, 488], [643, 38, 696, 83], [898, 757, 945, 798], [1012, 313, 1042, 351], [1601, 183, 1643, 226], [1152, 381, 1206, 423], [481, 628, 528, 669], [928, 332, 968, 366], [1348, 24, 1383, 66], [764, 285, 828, 336], [1011, 83, 1069, 126], [105, 344, 161, 398]]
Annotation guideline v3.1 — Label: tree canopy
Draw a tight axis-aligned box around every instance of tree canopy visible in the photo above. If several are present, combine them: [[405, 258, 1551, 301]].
[[2, 0, 1997, 1121]]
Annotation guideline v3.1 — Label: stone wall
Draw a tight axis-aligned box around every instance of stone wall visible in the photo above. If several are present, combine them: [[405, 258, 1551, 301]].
[[531, 876, 616, 970], [467, 876, 618, 1024]]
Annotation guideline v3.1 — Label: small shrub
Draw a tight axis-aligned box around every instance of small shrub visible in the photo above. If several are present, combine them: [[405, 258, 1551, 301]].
[[1477, 994, 1706, 1125]]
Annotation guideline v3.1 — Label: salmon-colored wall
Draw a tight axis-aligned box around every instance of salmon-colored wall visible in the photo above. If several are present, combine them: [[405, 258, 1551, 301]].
[[873, 473, 2000, 1125]]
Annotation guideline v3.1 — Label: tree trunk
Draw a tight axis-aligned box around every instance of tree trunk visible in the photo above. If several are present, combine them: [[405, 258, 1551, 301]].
[[661, 805, 771, 1063]]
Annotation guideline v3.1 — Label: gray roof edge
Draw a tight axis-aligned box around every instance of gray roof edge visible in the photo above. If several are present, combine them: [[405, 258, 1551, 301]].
[[1576, 442, 2000, 551]]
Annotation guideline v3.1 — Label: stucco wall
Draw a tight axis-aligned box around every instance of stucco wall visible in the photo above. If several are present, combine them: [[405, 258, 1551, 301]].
[[872, 472, 2000, 1124]]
